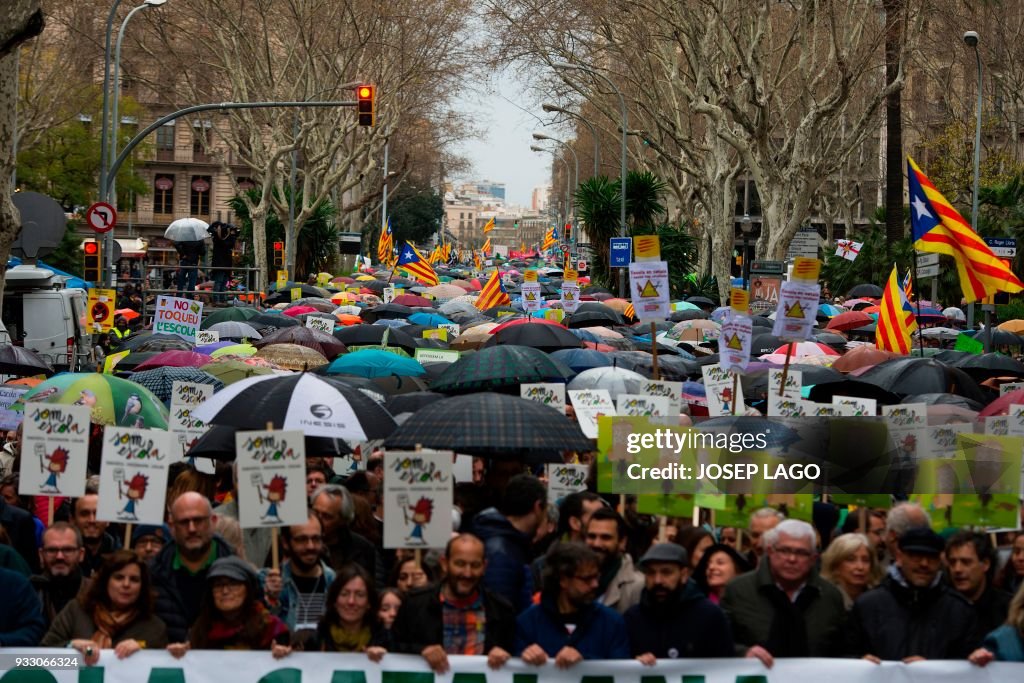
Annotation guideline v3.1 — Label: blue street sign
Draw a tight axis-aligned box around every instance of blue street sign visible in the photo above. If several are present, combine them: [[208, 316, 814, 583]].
[[610, 237, 632, 267]]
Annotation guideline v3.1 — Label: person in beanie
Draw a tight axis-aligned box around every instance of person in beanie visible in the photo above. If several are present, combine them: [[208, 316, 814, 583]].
[[130, 525, 168, 563], [849, 527, 979, 662], [625, 543, 733, 664]]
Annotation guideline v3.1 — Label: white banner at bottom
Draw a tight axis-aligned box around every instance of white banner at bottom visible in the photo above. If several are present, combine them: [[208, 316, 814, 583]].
[[0, 651, 1020, 683]]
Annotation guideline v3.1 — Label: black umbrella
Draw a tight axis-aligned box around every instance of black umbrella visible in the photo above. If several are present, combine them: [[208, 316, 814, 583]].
[[686, 296, 716, 307], [432, 345, 575, 395], [482, 306, 519, 318], [804, 379, 900, 405], [386, 391, 446, 415], [0, 345, 54, 376], [965, 329, 1024, 347], [900, 393, 985, 410], [813, 332, 849, 351], [385, 392, 591, 463], [954, 353, 1024, 377], [249, 313, 300, 330], [484, 324, 584, 353], [750, 316, 774, 328], [744, 365, 845, 398], [933, 350, 972, 364], [113, 351, 161, 372], [371, 375, 430, 394], [847, 283, 883, 298], [361, 303, 414, 322], [333, 324, 418, 355], [263, 284, 329, 305], [564, 310, 624, 328], [608, 351, 697, 381], [856, 357, 987, 404], [581, 285, 612, 295], [187, 424, 351, 461], [670, 309, 709, 322], [751, 333, 785, 356], [358, 280, 389, 293]]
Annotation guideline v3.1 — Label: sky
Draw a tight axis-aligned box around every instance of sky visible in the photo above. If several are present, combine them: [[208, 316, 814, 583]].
[[453, 69, 552, 207]]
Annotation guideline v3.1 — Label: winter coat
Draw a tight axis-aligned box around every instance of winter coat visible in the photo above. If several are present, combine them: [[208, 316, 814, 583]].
[[514, 594, 629, 660], [972, 585, 1013, 641], [31, 571, 91, 626], [40, 600, 168, 649], [175, 240, 205, 265], [599, 554, 644, 615], [391, 583, 516, 655], [324, 527, 378, 579], [0, 567, 46, 646], [0, 498, 38, 572], [848, 568, 979, 660], [258, 560, 336, 632], [149, 536, 235, 643], [624, 579, 734, 659], [209, 227, 237, 268], [720, 558, 846, 657], [472, 508, 534, 612], [982, 624, 1024, 662]]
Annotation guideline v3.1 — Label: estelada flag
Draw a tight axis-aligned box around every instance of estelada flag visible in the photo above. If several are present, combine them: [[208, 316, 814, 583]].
[[397, 242, 440, 286], [876, 264, 917, 354], [474, 270, 510, 310]]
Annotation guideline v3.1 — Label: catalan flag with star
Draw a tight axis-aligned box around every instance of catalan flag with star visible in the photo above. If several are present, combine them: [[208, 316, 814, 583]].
[[377, 217, 393, 264], [876, 264, 918, 354], [397, 241, 440, 285], [908, 157, 1023, 302], [474, 269, 511, 310], [542, 227, 558, 252]]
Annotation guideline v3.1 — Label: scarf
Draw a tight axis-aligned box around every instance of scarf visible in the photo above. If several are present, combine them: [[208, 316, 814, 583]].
[[327, 624, 371, 652], [91, 603, 138, 649], [206, 603, 284, 650]]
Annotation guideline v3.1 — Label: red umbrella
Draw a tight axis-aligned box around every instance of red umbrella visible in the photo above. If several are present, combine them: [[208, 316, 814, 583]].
[[774, 342, 841, 357], [979, 389, 1024, 417], [582, 341, 616, 352], [491, 317, 566, 334], [115, 308, 140, 321], [132, 350, 213, 372], [826, 311, 874, 332], [468, 279, 483, 291], [282, 305, 317, 317], [392, 294, 433, 307]]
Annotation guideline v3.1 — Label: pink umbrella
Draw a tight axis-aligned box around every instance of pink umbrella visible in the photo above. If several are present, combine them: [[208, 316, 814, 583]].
[[132, 350, 213, 372], [283, 305, 317, 317], [979, 389, 1024, 417], [392, 294, 433, 307], [773, 342, 841, 357]]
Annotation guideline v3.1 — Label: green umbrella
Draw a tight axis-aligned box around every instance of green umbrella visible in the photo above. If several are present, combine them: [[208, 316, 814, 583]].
[[201, 307, 260, 329], [202, 359, 277, 385], [432, 345, 574, 395], [16, 373, 169, 429]]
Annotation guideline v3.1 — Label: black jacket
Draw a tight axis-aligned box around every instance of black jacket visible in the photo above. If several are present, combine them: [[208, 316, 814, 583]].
[[849, 571, 980, 660], [81, 532, 121, 578], [391, 583, 516, 655], [471, 508, 533, 612], [624, 580, 734, 659], [0, 498, 38, 572], [209, 226, 237, 268], [31, 571, 89, 626], [149, 536, 235, 643], [325, 527, 378, 579], [175, 240, 205, 265], [972, 584, 1012, 640]]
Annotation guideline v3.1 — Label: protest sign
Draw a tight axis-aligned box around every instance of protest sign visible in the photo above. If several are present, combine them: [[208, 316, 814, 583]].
[[153, 295, 202, 342], [701, 364, 745, 416], [168, 381, 214, 458], [769, 368, 802, 399], [19, 403, 91, 498], [521, 282, 542, 312], [719, 314, 752, 373], [235, 429, 307, 527], [616, 394, 671, 417], [568, 389, 616, 438], [196, 330, 220, 344], [628, 261, 670, 322], [771, 280, 819, 341], [520, 383, 566, 412], [640, 380, 682, 415], [306, 317, 334, 334], [0, 386, 27, 431], [383, 449, 453, 548], [545, 463, 589, 503], [96, 427, 172, 524]]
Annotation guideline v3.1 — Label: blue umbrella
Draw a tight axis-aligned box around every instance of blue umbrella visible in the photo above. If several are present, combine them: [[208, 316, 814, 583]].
[[325, 350, 426, 378], [549, 348, 614, 373], [408, 312, 452, 327], [567, 328, 603, 344], [818, 303, 844, 317], [710, 306, 732, 322]]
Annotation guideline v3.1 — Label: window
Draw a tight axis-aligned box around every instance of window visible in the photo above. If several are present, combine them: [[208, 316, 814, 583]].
[[192, 122, 213, 162], [156, 123, 174, 161], [190, 176, 212, 216], [154, 174, 174, 214]]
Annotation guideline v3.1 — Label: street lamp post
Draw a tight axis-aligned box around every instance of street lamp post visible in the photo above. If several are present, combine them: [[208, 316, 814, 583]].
[[541, 103, 600, 177], [530, 146, 570, 230], [741, 213, 753, 290], [533, 133, 579, 249], [553, 63, 628, 297], [965, 31, 992, 352]]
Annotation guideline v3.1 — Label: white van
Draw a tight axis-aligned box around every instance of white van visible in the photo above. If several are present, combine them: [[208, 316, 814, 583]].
[[2, 265, 92, 371]]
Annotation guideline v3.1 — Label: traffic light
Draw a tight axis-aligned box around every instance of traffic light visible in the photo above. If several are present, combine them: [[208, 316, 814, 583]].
[[83, 241, 101, 282], [272, 241, 284, 267], [357, 85, 375, 126]]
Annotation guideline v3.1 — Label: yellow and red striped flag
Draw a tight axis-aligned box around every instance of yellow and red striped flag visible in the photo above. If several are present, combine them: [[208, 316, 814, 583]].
[[624, 303, 636, 320], [427, 245, 442, 265], [482, 217, 495, 234], [876, 265, 917, 354], [474, 270, 511, 310], [542, 227, 557, 251], [376, 218, 393, 264], [397, 242, 440, 286], [908, 157, 1023, 302], [482, 238, 491, 256], [473, 251, 482, 271]]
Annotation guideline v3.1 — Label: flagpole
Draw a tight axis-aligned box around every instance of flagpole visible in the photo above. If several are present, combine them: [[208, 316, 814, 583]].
[[911, 259, 924, 357]]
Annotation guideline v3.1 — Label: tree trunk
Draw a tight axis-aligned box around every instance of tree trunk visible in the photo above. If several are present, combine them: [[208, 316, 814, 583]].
[[884, 0, 904, 251]]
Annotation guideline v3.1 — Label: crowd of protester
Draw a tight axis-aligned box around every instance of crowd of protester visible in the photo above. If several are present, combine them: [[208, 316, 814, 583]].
[[1, 446, 1024, 669]]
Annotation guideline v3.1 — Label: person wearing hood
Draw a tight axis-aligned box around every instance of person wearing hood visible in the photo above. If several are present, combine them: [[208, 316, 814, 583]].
[[850, 527, 979, 662], [625, 543, 733, 664]]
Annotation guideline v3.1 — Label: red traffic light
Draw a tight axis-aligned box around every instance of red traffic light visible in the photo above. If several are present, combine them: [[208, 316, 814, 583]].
[[84, 242, 99, 255], [273, 242, 284, 250]]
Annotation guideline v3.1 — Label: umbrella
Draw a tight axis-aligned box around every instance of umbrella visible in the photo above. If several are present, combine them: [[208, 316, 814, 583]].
[[202, 358, 277, 385], [369, 374, 430, 394], [18, 373, 169, 428], [901, 393, 984, 411], [112, 351, 160, 372], [192, 373, 396, 439], [848, 283, 884, 298], [128, 367, 224, 403], [361, 303, 414, 322], [492, 317, 564, 334], [290, 298, 337, 312], [549, 348, 615, 373], [325, 350, 426, 379], [282, 305, 318, 318], [0, 345, 54, 377], [567, 367, 649, 397], [254, 343, 328, 371], [114, 308, 140, 321], [686, 296, 716, 307], [830, 345, 899, 373], [607, 351, 696, 381], [954, 353, 1024, 378], [384, 393, 591, 463], [668, 319, 721, 342], [120, 333, 192, 353], [201, 307, 260, 329], [825, 311, 874, 332], [921, 327, 962, 341], [131, 350, 213, 372], [249, 313, 300, 330], [772, 342, 841, 358], [392, 294, 433, 307], [206, 321, 262, 341], [408, 312, 452, 328], [254, 326, 347, 360], [813, 332, 849, 351], [564, 310, 624, 328], [432, 345, 575, 395], [857, 357, 987, 403], [424, 284, 469, 300], [997, 319, 1024, 334], [750, 333, 785, 356], [979, 389, 1024, 417], [451, 323, 499, 350], [333, 325, 418, 355], [965, 328, 1024, 347], [210, 343, 258, 358], [164, 217, 209, 242], [187, 424, 352, 461], [485, 324, 584, 353], [670, 309, 709, 323]]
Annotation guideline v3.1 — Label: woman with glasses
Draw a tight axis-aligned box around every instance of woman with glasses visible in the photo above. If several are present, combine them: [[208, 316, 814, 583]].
[[171, 557, 290, 658], [311, 563, 388, 659], [41, 550, 167, 665]]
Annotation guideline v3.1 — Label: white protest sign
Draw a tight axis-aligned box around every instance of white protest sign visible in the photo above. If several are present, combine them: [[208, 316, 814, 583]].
[[521, 282, 542, 312], [806, 402, 843, 417], [235, 430, 307, 527], [19, 403, 91, 498], [1001, 382, 1024, 396], [561, 281, 581, 314], [414, 348, 460, 364], [701, 364, 745, 417], [439, 323, 460, 339], [154, 295, 203, 342], [831, 395, 877, 417], [769, 369, 803, 400], [383, 449, 453, 549], [922, 423, 973, 460], [169, 382, 214, 459], [520, 383, 566, 412], [767, 394, 809, 417], [616, 394, 671, 417], [641, 380, 682, 415], [453, 454, 474, 483], [0, 386, 28, 431], [545, 463, 589, 503], [96, 427, 173, 524], [719, 314, 753, 373], [771, 280, 819, 341], [196, 330, 220, 345], [305, 316, 335, 334], [383, 287, 396, 304], [568, 389, 616, 439], [882, 403, 928, 461], [628, 261, 671, 322]]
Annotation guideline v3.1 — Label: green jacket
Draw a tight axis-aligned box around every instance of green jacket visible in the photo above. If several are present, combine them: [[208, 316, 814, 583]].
[[720, 559, 846, 657]]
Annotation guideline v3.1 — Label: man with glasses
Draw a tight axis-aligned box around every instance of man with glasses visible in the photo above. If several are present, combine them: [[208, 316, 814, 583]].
[[31, 522, 89, 627], [260, 513, 335, 638], [721, 519, 845, 667], [150, 492, 234, 642], [515, 542, 629, 668], [392, 534, 516, 673]]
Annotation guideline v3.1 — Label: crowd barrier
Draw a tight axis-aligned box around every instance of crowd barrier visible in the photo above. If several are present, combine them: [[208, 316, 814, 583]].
[[1, 650, 1021, 683]]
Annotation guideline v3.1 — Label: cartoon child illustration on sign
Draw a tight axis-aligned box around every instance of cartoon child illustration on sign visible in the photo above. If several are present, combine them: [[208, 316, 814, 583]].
[[256, 474, 287, 523], [117, 473, 148, 521], [399, 494, 434, 545], [38, 444, 69, 493], [719, 387, 733, 413]]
